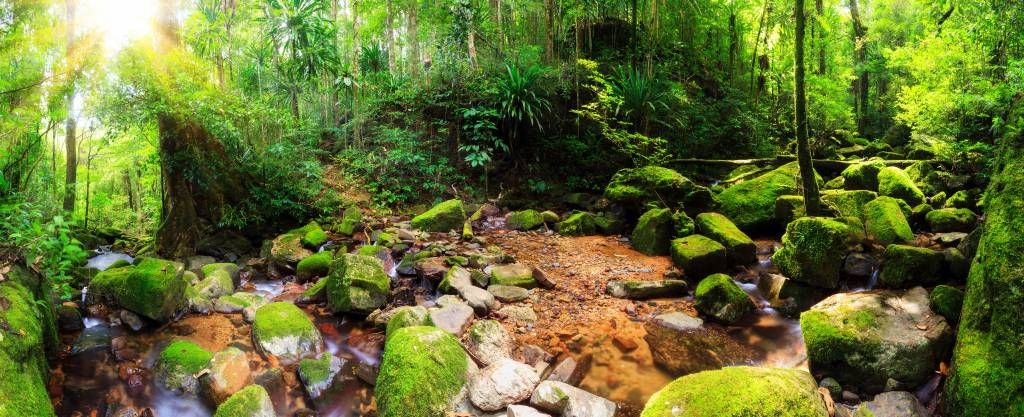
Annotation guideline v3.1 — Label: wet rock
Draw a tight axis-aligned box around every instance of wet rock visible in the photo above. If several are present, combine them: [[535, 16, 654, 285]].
[[416, 257, 450, 282], [669, 235, 727, 279], [71, 324, 112, 356], [864, 196, 915, 244], [630, 208, 675, 256], [58, 304, 84, 331], [465, 320, 514, 366], [545, 355, 591, 386], [640, 366, 828, 417], [878, 244, 945, 288], [376, 326, 472, 417], [470, 358, 540, 411], [842, 253, 877, 278], [530, 380, 617, 417], [717, 162, 817, 230], [800, 287, 953, 393], [925, 208, 977, 233], [487, 285, 529, 302], [693, 274, 754, 323], [606, 280, 687, 300], [507, 405, 553, 417], [772, 217, 852, 289], [411, 199, 467, 232], [88, 257, 188, 322], [430, 301, 475, 336], [201, 347, 253, 405], [156, 340, 213, 395], [212, 384, 274, 417], [326, 254, 391, 314], [854, 391, 929, 417], [490, 264, 537, 288], [252, 302, 322, 363], [119, 310, 145, 331], [532, 266, 557, 289], [695, 212, 757, 265], [298, 352, 344, 399], [643, 312, 753, 376]]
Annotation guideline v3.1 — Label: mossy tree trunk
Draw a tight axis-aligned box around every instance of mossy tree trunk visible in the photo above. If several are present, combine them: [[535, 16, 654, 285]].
[[793, 0, 821, 216]]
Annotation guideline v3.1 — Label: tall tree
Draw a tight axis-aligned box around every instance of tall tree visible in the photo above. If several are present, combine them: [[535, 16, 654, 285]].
[[386, 0, 396, 72], [62, 0, 77, 213], [815, 0, 825, 75], [544, 0, 555, 62], [794, 0, 821, 215], [849, 0, 868, 135], [407, 0, 419, 75]]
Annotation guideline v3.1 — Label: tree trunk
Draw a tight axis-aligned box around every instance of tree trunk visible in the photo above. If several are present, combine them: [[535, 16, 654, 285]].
[[468, 24, 478, 68], [386, 0, 396, 72], [408, 0, 419, 75], [794, 0, 820, 215], [544, 0, 555, 62], [816, 0, 825, 75], [493, 0, 503, 56], [728, 12, 737, 81], [849, 0, 868, 135], [62, 0, 77, 213]]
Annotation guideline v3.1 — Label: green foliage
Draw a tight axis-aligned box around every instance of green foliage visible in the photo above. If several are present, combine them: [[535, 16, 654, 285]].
[[1, 200, 86, 300], [457, 106, 504, 169], [496, 62, 551, 134], [359, 44, 389, 74]]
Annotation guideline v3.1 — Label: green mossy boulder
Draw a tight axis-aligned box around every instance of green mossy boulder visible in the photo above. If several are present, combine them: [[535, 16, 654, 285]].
[[877, 166, 926, 206], [489, 264, 537, 289], [556, 211, 598, 236], [195, 268, 235, 299], [89, 257, 188, 321], [863, 197, 915, 244], [335, 206, 363, 235], [929, 285, 964, 324], [325, 254, 391, 314], [930, 191, 948, 207], [673, 210, 695, 236], [0, 268, 57, 417], [298, 352, 342, 400], [213, 384, 275, 417], [540, 210, 560, 224], [925, 208, 977, 233], [821, 189, 877, 220], [640, 366, 828, 417], [157, 340, 213, 394], [841, 160, 885, 191], [717, 162, 821, 231], [376, 326, 471, 417], [670, 235, 727, 280], [772, 218, 850, 289], [385, 306, 432, 340], [506, 209, 545, 231], [694, 274, 755, 323], [774, 195, 806, 225], [878, 245, 945, 288], [264, 222, 321, 265], [823, 175, 845, 190], [296, 251, 332, 281], [202, 263, 240, 282], [695, 212, 756, 265], [630, 208, 675, 256], [301, 228, 328, 249], [943, 190, 973, 209], [252, 302, 322, 363], [411, 199, 466, 232], [604, 166, 713, 210]]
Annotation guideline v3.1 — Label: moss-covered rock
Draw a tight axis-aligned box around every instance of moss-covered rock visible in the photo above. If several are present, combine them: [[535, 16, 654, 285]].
[[717, 162, 821, 231], [506, 209, 545, 231], [89, 257, 188, 321], [630, 208, 674, 255], [556, 211, 598, 236], [841, 160, 885, 191], [911, 203, 934, 226], [877, 166, 926, 206], [640, 366, 828, 417], [213, 384, 275, 417], [376, 326, 470, 417], [298, 352, 342, 399], [325, 254, 391, 314], [863, 197, 915, 244], [296, 251, 332, 281], [489, 264, 537, 289], [202, 263, 240, 281], [670, 235, 727, 279], [604, 166, 713, 210], [878, 244, 945, 288], [252, 302, 322, 363], [774, 195, 806, 225], [823, 175, 845, 190], [673, 210, 695, 236], [695, 212, 756, 265], [263, 222, 321, 265], [0, 267, 57, 417], [821, 189, 877, 220], [411, 199, 466, 232], [929, 285, 963, 324], [925, 208, 977, 233], [771, 218, 850, 289], [540, 210, 560, 224], [194, 268, 235, 299], [335, 206, 363, 235], [301, 228, 328, 249], [157, 340, 213, 394], [694, 274, 754, 323], [385, 306, 432, 340], [801, 288, 952, 393]]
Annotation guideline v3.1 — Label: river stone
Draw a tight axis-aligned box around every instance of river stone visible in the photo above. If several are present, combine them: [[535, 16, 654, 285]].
[[606, 280, 687, 300], [252, 302, 322, 363], [695, 212, 757, 265], [440, 265, 474, 294], [717, 162, 819, 231], [88, 257, 188, 322], [376, 326, 471, 417], [156, 340, 213, 395], [490, 264, 537, 288], [925, 207, 977, 233], [630, 208, 675, 256], [202, 263, 241, 282], [854, 391, 929, 417], [507, 405, 553, 417], [772, 217, 851, 289], [201, 347, 253, 405], [411, 199, 467, 232], [464, 320, 514, 367], [430, 302, 476, 336], [643, 312, 754, 376], [693, 274, 755, 323], [487, 285, 530, 302], [639, 366, 828, 417], [195, 268, 235, 299], [499, 305, 538, 325], [416, 256, 450, 282], [545, 355, 591, 386], [460, 285, 500, 315], [470, 358, 540, 411], [213, 384, 275, 417], [843, 252, 877, 278], [326, 253, 391, 314], [263, 222, 321, 265], [800, 287, 953, 393], [864, 196, 915, 244], [119, 309, 145, 331], [384, 306, 431, 339], [878, 244, 944, 288], [669, 235, 727, 279], [298, 352, 344, 399], [214, 292, 266, 314], [530, 380, 617, 417]]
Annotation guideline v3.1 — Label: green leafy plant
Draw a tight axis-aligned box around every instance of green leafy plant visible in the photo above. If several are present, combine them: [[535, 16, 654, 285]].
[[1, 200, 87, 299], [495, 62, 551, 149], [610, 66, 673, 135]]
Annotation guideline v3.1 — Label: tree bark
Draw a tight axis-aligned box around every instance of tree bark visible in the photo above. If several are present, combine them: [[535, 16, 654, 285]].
[[816, 0, 825, 75], [386, 0, 396, 72], [62, 0, 77, 213], [794, 0, 821, 215], [544, 0, 555, 62], [407, 0, 419, 75], [849, 0, 869, 135]]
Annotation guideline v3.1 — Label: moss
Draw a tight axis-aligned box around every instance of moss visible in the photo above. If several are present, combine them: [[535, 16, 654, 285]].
[[800, 308, 880, 368], [695, 212, 756, 265], [594, 213, 625, 234], [823, 175, 845, 190], [298, 352, 335, 388], [335, 206, 363, 235], [673, 210, 695, 236], [694, 274, 754, 323], [717, 162, 821, 231], [821, 190, 877, 220], [556, 211, 598, 236], [774, 195, 806, 225], [356, 244, 386, 257], [0, 280, 55, 417], [630, 208, 674, 255], [252, 302, 321, 362], [325, 254, 391, 314], [157, 340, 213, 392], [411, 199, 466, 232], [926, 208, 977, 233], [107, 259, 131, 269], [263, 224, 317, 265], [202, 263, 240, 279], [911, 203, 934, 224], [540, 210, 560, 224], [841, 160, 885, 191], [296, 251, 332, 281], [507, 209, 545, 231], [878, 245, 944, 288], [489, 264, 537, 288], [929, 285, 963, 323], [944, 190, 973, 209], [195, 268, 235, 298], [376, 326, 469, 417], [877, 166, 926, 206], [863, 197, 915, 244], [90, 257, 188, 321], [604, 165, 712, 210], [438, 265, 467, 294], [385, 306, 432, 340], [771, 217, 851, 289], [213, 384, 274, 417], [930, 191, 948, 207], [301, 228, 328, 249], [300, 278, 328, 302], [640, 366, 828, 417], [669, 235, 727, 279]]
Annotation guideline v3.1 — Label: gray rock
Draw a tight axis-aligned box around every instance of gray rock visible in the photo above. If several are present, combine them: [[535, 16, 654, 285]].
[[488, 285, 530, 303], [643, 312, 753, 376], [430, 302, 476, 336], [544, 355, 590, 386], [119, 309, 145, 331], [201, 347, 253, 405], [530, 380, 616, 417], [469, 358, 540, 411], [298, 352, 343, 399], [465, 320, 514, 366], [933, 232, 968, 246], [507, 405, 552, 417], [855, 391, 929, 417], [499, 305, 538, 325], [606, 280, 687, 299], [843, 253, 878, 278], [460, 285, 500, 315], [186, 255, 217, 271]]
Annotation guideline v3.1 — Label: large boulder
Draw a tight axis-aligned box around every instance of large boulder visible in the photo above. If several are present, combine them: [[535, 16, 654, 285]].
[[156, 340, 213, 395], [0, 265, 57, 417], [670, 235, 727, 280], [821, 189, 877, 219], [507, 209, 545, 231], [604, 166, 713, 211], [251, 302, 322, 363], [262, 222, 322, 265], [717, 162, 820, 231], [863, 196, 915, 244], [772, 217, 851, 289], [376, 326, 471, 417], [925, 208, 977, 233], [801, 287, 953, 393], [878, 244, 945, 288], [212, 384, 275, 417], [694, 274, 754, 323], [556, 211, 598, 236], [878, 166, 926, 206], [530, 381, 617, 417], [695, 212, 756, 265], [89, 257, 189, 322], [468, 358, 540, 411], [841, 160, 885, 191], [296, 251, 332, 282], [325, 254, 391, 314], [630, 208, 675, 256], [411, 199, 466, 232], [640, 366, 828, 417], [643, 312, 753, 376]]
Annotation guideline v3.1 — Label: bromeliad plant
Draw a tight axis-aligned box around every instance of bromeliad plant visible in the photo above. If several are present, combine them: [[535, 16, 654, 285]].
[[495, 62, 551, 153]]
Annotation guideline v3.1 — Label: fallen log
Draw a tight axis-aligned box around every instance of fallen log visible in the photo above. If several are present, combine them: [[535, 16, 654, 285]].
[[669, 156, 936, 173]]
